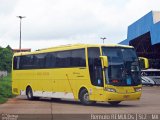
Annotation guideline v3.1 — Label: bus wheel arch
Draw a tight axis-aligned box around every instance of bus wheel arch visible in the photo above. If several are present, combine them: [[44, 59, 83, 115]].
[[78, 87, 86, 99], [78, 87, 95, 105]]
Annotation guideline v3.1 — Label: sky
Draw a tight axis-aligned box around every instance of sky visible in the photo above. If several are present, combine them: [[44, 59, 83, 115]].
[[0, 0, 160, 51]]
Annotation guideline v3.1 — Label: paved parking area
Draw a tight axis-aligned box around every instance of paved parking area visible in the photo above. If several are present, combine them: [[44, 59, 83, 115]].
[[0, 87, 160, 114]]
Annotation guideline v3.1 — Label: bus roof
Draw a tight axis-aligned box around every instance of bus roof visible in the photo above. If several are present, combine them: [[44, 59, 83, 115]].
[[13, 43, 134, 56]]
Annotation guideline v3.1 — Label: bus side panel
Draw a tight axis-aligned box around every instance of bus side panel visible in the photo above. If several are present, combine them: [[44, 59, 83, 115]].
[[50, 68, 91, 100], [12, 71, 20, 95]]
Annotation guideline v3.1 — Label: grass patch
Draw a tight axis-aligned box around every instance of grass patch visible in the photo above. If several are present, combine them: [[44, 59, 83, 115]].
[[0, 74, 15, 104]]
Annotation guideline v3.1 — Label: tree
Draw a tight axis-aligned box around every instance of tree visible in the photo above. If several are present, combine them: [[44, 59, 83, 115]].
[[0, 45, 13, 72]]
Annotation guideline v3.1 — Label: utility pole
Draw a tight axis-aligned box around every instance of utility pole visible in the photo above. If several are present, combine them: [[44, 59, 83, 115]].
[[17, 16, 26, 52], [100, 37, 106, 44]]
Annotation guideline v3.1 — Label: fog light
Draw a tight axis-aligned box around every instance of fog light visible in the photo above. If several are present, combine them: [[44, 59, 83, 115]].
[[134, 87, 142, 92], [105, 88, 116, 92]]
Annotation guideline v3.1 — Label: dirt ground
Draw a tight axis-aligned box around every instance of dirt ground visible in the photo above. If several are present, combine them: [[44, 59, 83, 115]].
[[0, 87, 160, 120]]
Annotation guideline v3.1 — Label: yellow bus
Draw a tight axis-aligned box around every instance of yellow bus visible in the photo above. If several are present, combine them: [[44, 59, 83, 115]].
[[139, 57, 149, 70], [12, 44, 143, 105]]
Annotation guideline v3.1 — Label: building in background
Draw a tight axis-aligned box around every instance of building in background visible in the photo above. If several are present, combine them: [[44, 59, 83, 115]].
[[120, 11, 160, 69], [12, 48, 31, 53]]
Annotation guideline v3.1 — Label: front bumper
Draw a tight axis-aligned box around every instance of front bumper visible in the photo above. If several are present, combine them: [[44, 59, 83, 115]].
[[105, 91, 142, 101]]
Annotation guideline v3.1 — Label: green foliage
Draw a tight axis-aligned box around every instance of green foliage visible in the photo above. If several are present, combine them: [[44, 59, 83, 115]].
[[0, 74, 12, 97], [0, 95, 7, 104], [0, 74, 14, 104], [0, 45, 13, 72]]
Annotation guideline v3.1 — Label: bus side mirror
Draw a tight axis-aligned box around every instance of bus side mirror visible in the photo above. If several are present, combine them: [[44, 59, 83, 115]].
[[139, 57, 149, 69], [100, 56, 108, 68]]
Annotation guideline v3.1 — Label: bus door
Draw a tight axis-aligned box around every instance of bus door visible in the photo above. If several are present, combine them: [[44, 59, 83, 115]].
[[88, 48, 104, 100]]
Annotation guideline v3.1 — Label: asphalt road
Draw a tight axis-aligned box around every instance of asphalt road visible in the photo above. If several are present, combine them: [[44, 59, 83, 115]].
[[0, 87, 160, 120]]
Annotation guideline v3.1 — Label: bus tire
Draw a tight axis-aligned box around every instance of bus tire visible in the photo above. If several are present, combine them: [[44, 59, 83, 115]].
[[108, 101, 121, 106], [51, 98, 61, 102], [79, 89, 95, 105], [33, 97, 40, 100], [26, 87, 34, 100]]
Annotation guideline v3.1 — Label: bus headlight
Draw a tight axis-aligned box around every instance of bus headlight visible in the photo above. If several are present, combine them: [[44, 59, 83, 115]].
[[134, 87, 142, 92], [105, 88, 116, 92]]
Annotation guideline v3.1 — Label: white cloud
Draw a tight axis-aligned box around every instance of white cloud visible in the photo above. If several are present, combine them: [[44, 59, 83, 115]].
[[0, 0, 160, 50]]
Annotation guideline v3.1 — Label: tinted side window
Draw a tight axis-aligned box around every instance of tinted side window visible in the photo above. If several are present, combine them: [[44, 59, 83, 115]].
[[13, 48, 86, 70], [35, 54, 46, 68], [71, 49, 86, 67], [20, 55, 34, 69], [18, 54, 45, 69], [56, 51, 71, 68], [13, 57, 17, 69], [13, 57, 20, 70], [45, 53, 56, 68]]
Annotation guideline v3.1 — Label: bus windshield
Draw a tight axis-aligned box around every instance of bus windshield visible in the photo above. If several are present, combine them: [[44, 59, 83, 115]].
[[102, 47, 141, 86]]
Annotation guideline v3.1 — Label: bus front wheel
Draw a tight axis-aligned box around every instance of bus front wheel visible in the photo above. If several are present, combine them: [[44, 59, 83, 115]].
[[108, 101, 121, 106], [79, 89, 95, 105]]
